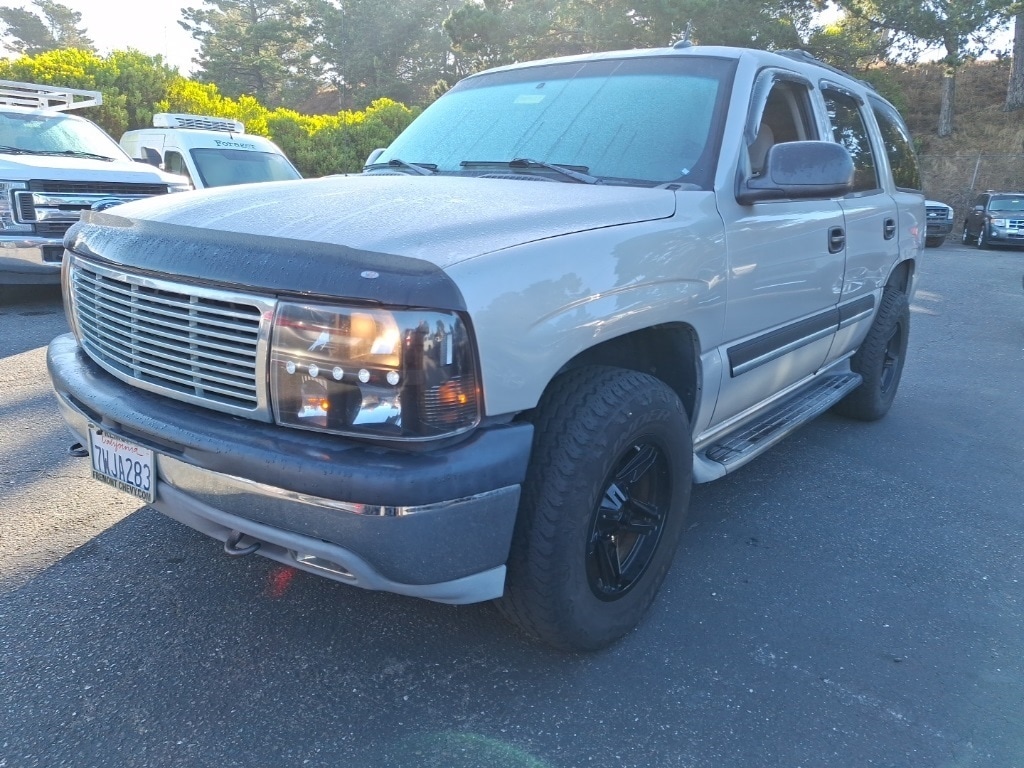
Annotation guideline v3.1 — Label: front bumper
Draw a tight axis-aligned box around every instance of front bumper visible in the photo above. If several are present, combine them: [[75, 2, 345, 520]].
[[986, 225, 1024, 247], [925, 220, 952, 238], [0, 237, 63, 284], [48, 333, 533, 604]]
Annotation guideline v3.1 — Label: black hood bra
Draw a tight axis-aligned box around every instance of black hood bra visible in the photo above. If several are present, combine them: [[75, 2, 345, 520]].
[[67, 213, 468, 311]]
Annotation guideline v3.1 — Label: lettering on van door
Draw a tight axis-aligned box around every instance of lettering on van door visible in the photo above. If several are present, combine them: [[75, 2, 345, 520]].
[[213, 139, 257, 149]]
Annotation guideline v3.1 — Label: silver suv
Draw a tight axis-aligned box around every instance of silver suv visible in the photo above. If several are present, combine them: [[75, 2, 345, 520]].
[[48, 44, 925, 650]]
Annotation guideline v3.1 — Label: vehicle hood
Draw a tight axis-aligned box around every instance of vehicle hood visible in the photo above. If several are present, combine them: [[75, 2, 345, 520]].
[[85, 174, 677, 269], [0, 153, 178, 183]]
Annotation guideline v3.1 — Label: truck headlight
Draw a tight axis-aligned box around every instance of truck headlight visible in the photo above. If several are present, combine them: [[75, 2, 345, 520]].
[[0, 181, 32, 233], [270, 301, 480, 439]]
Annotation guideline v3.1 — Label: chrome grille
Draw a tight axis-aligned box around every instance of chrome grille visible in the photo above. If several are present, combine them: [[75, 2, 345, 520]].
[[28, 180, 170, 195], [14, 182, 169, 235], [69, 257, 275, 418]]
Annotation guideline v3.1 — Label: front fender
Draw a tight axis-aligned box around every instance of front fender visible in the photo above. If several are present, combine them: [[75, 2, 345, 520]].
[[449, 193, 728, 417]]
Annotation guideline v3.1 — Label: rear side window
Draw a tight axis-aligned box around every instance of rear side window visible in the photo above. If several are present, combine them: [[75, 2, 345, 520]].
[[870, 97, 922, 192], [822, 87, 879, 193]]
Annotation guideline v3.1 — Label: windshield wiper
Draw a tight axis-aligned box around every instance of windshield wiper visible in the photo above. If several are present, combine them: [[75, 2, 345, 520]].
[[55, 149, 116, 161], [11, 148, 116, 161], [460, 158, 600, 184], [364, 158, 437, 175], [0, 145, 41, 155], [511, 158, 601, 184]]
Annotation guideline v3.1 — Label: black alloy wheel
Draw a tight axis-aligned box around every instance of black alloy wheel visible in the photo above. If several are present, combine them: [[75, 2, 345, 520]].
[[586, 440, 672, 600], [498, 366, 692, 651], [833, 285, 910, 421]]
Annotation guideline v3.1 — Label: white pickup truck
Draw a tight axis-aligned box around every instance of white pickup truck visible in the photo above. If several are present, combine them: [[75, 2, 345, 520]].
[[0, 80, 188, 288]]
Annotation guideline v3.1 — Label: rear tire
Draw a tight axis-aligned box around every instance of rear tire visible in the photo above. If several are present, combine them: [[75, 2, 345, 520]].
[[833, 286, 910, 421], [498, 367, 692, 651]]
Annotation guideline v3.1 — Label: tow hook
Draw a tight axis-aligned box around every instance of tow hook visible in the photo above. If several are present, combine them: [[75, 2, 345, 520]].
[[68, 442, 89, 458], [224, 530, 261, 557]]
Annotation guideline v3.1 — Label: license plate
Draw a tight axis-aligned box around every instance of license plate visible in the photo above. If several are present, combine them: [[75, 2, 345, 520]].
[[88, 425, 156, 503]]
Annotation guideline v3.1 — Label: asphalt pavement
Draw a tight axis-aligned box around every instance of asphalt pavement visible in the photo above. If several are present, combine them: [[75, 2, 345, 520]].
[[0, 241, 1022, 768]]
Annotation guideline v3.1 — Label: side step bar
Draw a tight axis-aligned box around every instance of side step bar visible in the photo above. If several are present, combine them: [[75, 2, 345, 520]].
[[694, 372, 862, 482]]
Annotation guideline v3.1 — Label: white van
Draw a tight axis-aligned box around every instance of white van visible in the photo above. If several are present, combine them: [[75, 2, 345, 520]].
[[120, 113, 302, 189]]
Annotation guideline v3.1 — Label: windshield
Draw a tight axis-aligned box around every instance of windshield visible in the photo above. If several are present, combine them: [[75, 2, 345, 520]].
[[376, 55, 736, 188], [989, 196, 1024, 213], [190, 148, 302, 187], [0, 110, 128, 158]]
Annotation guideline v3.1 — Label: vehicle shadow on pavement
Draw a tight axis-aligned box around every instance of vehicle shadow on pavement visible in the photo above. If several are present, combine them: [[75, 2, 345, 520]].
[[0, 285, 67, 358]]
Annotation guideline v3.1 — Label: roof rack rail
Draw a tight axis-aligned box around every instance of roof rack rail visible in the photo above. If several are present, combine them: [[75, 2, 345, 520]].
[[775, 50, 876, 91], [0, 79, 102, 111]]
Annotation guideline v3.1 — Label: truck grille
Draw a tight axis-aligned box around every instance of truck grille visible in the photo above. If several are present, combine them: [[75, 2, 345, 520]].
[[14, 181, 170, 239], [28, 180, 170, 195], [35, 222, 73, 239], [69, 258, 274, 417]]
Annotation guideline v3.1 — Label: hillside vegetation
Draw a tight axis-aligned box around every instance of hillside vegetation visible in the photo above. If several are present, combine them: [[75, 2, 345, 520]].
[[892, 59, 1024, 219]]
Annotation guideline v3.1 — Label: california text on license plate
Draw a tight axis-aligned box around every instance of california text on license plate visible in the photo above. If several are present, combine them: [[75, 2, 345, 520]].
[[88, 425, 156, 503]]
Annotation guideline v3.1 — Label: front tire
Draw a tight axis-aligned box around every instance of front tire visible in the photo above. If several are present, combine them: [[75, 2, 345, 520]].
[[833, 286, 910, 421], [978, 226, 991, 249], [925, 235, 945, 248], [498, 367, 692, 651]]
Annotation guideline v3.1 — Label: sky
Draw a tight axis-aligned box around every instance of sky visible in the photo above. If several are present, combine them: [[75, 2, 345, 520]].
[[0, 0, 1015, 75], [1, 0, 198, 74]]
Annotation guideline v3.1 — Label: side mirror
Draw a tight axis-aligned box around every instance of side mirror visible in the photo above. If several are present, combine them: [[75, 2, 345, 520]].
[[364, 147, 386, 167], [140, 146, 162, 167], [737, 141, 854, 205]]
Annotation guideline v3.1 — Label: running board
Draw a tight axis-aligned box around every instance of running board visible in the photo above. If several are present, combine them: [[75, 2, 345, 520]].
[[694, 373, 862, 482]]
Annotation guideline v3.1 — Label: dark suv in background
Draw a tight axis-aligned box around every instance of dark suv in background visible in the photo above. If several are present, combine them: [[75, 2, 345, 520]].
[[962, 191, 1024, 249]]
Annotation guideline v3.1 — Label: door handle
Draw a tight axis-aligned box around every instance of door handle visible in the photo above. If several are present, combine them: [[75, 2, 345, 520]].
[[883, 218, 896, 240], [828, 226, 845, 254]]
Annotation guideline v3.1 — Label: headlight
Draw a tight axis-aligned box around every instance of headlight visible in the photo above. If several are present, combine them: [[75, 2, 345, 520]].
[[168, 181, 193, 193], [991, 218, 1007, 227], [0, 181, 32, 233], [270, 301, 480, 440], [945, 208, 953, 220]]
